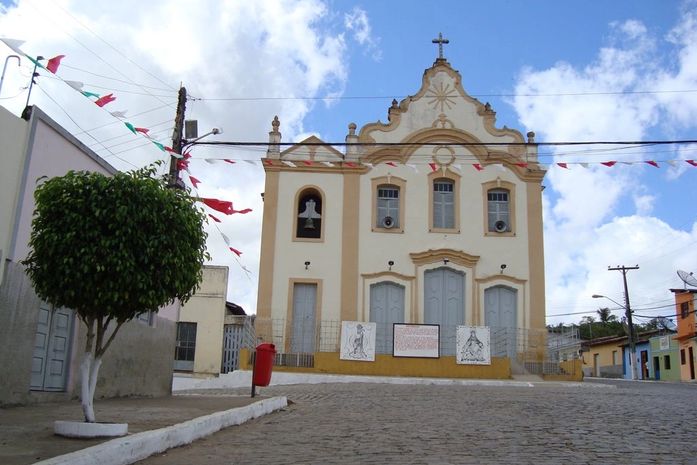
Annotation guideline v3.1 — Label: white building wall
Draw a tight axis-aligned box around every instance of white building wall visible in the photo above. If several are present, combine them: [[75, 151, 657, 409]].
[[0, 106, 29, 283], [272, 172, 344, 322]]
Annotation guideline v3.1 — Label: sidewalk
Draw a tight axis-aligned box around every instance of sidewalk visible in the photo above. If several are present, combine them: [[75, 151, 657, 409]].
[[0, 394, 266, 465]]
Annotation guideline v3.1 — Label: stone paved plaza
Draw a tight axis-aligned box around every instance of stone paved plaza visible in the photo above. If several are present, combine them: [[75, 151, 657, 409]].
[[140, 380, 697, 465]]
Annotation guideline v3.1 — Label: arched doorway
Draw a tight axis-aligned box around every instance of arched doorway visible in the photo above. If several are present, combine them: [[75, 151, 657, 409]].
[[424, 267, 465, 355], [484, 285, 518, 358], [370, 282, 405, 354]]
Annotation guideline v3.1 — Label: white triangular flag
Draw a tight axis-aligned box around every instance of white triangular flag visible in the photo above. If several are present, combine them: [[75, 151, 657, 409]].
[[282, 160, 297, 167], [205, 158, 219, 164], [406, 163, 419, 173], [244, 160, 257, 166], [1, 38, 26, 56], [110, 110, 128, 118], [65, 80, 84, 91], [321, 161, 334, 167], [221, 232, 231, 246]]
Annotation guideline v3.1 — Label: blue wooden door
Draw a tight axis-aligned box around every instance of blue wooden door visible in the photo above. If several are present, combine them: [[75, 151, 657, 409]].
[[31, 304, 73, 391], [424, 267, 464, 355], [291, 283, 317, 353], [370, 282, 405, 354], [484, 286, 517, 357]]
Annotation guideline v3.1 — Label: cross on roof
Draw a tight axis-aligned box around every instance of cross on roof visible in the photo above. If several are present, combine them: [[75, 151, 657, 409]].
[[432, 32, 449, 60]]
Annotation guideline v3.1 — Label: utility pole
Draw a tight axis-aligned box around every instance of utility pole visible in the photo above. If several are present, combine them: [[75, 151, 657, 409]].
[[168, 86, 187, 188], [609, 265, 640, 380]]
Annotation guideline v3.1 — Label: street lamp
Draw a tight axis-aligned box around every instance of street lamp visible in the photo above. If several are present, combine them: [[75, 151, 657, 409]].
[[592, 294, 638, 380], [168, 126, 222, 188]]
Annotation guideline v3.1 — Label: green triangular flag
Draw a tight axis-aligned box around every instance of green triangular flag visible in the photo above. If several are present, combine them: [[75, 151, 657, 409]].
[[124, 122, 136, 134]]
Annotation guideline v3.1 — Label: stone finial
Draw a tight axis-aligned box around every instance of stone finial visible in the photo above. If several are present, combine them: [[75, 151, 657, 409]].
[[484, 102, 492, 113], [267, 115, 281, 158], [345, 122, 359, 161], [527, 131, 536, 143], [391, 99, 398, 108]]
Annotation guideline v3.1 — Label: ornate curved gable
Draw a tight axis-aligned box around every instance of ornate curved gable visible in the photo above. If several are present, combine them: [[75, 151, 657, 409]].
[[358, 59, 543, 179]]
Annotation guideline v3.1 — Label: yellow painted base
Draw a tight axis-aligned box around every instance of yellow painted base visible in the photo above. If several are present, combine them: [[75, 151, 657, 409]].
[[239, 349, 583, 381], [240, 349, 510, 379]]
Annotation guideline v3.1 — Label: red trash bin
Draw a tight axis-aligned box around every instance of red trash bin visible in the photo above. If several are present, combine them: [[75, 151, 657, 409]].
[[252, 343, 276, 387]]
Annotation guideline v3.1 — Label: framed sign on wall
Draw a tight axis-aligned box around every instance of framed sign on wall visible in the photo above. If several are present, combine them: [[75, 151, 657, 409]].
[[392, 323, 440, 358]]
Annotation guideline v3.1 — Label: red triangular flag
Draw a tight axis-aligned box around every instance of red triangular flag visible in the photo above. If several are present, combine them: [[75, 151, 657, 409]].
[[46, 54, 65, 74], [557, 163, 568, 169], [135, 127, 150, 135], [428, 163, 438, 172], [189, 175, 201, 188], [202, 198, 233, 214], [386, 162, 397, 167], [229, 247, 242, 256], [233, 208, 252, 214], [176, 159, 189, 171], [514, 162, 528, 168], [645, 161, 659, 168], [263, 159, 274, 166], [223, 159, 236, 164], [94, 93, 116, 107], [472, 163, 484, 171], [183, 152, 192, 160], [345, 162, 357, 168], [208, 214, 221, 223], [302, 160, 313, 166], [687, 160, 697, 167], [601, 161, 616, 167]]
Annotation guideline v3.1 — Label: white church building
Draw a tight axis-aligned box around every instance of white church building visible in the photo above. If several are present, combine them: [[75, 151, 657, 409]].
[[255, 47, 547, 367]]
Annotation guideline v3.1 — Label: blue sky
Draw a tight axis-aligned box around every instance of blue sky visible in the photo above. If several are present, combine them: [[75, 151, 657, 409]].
[[1, 0, 695, 325]]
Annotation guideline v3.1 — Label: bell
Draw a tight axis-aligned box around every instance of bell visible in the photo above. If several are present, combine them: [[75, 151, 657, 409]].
[[298, 199, 320, 230]]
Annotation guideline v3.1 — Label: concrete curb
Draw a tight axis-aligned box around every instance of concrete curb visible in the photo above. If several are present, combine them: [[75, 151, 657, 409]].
[[32, 396, 287, 465], [173, 371, 614, 391]]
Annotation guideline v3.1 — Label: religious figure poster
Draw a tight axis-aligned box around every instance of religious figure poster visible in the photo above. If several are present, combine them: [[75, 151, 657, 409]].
[[340, 321, 376, 362], [456, 326, 491, 365]]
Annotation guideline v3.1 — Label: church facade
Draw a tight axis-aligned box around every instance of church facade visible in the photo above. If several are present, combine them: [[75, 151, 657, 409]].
[[256, 52, 546, 361]]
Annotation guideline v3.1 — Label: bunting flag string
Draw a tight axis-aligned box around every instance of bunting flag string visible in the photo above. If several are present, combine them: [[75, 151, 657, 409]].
[[0, 39, 177, 161], [194, 156, 697, 172], [181, 170, 251, 276]]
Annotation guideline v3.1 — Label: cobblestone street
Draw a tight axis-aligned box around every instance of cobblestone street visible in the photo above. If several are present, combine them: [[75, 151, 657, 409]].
[[137, 380, 697, 464]]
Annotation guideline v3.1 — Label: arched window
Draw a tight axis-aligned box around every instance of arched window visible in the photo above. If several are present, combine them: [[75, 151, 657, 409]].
[[296, 188, 322, 239]]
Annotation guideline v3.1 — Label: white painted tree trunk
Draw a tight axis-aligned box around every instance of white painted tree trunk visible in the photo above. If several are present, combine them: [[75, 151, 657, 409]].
[[80, 351, 103, 423]]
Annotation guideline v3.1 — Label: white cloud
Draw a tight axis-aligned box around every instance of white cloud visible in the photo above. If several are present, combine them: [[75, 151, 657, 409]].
[[512, 15, 697, 325], [0, 0, 354, 314], [344, 6, 382, 61]]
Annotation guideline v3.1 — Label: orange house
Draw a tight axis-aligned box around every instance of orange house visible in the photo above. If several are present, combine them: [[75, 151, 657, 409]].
[[672, 289, 697, 382]]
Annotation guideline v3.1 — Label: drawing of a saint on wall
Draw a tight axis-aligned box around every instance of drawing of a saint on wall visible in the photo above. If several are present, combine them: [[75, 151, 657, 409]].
[[340, 321, 376, 362], [456, 326, 491, 365]]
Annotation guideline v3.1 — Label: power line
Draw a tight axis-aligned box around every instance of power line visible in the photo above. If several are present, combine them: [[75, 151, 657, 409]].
[[189, 88, 697, 102], [191, 139, 697, 148], [36, 85, 137, 169], [24, 0, 174, 109], [53, 65, 175, 93], [50, 1, 177, 92]]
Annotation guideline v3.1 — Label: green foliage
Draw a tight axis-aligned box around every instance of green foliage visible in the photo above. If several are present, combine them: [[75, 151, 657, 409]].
[[23, 164, 209, 323]]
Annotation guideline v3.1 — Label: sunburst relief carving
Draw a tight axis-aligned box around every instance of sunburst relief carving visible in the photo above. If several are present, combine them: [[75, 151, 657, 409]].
[[426, 81, 457, 112]]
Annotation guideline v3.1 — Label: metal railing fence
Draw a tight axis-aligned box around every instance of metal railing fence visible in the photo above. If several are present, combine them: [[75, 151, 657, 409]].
[[246, 318, 581, 374]]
